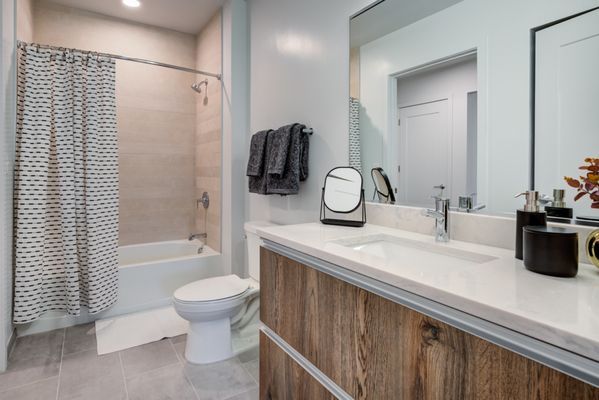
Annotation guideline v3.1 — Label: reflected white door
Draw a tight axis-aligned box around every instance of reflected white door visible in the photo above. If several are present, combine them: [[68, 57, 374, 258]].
[[535, 8, 599, 216], [398, 99, 450, 207]]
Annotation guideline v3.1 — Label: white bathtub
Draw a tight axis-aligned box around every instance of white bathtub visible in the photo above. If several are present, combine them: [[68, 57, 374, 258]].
[[17, 240, 223, 336], [113, 240, 222, 316]]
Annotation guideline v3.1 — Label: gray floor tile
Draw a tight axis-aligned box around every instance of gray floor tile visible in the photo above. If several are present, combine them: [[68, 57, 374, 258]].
[[0, 377, 58, 400], [173, 341, 186, 362], [120, 339, 180, 378], [10, 329, 64, 361], [63, 323, 97, 355], [170, 334, 186, 344], [237, 346, 259, 364], [184, 358, 257, 400], [0, 331, 63, 392], [225, 388, 259, 400], [242, 359, 259, 384], [58, 349, 126, 400], [0, 355, 60, 392], [126, 363, 198, 400]]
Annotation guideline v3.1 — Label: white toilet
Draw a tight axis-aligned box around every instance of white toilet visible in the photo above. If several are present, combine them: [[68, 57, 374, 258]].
[[173, 221, 273, 364]]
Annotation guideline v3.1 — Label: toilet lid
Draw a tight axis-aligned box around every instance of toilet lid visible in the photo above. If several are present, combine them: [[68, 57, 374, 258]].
[[174, 275, 249, 302]]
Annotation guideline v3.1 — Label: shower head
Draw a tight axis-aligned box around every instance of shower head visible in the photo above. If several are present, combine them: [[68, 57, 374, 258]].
[[191, 79, 208, 94]]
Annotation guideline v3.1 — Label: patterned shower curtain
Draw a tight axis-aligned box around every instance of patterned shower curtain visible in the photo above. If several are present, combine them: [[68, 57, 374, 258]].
[[13, 44, 119, 324], [349, 97, 361, 171]]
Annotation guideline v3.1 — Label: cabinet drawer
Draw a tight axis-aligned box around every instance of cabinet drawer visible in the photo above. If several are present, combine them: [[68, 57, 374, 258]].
[[260, 247, 599, 400], [260, 332, 336, 400]]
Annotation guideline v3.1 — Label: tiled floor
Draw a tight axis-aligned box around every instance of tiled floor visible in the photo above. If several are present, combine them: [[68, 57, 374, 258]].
[[0, 324, 259, 400]]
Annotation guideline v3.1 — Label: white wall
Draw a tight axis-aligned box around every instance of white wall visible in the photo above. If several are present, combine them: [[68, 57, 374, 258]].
[[0, 0, 15, 371], [222, 0, 249, 276], [357, 0, 599, 215], [247, 0, 372, 225]]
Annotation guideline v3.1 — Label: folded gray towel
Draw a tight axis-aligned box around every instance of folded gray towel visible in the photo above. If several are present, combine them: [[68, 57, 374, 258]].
[[266, 124, 294, 177], [246, 130, 270, 177], [299, 128, 309, 181], [248, 130, 272, 194], [267, 124, 307, 195]]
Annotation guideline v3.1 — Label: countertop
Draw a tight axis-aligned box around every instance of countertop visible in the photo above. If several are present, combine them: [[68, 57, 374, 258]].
[[257, 222, 599, 362]]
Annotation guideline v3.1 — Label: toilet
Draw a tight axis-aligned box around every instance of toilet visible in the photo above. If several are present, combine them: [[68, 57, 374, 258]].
[[173, 221, 274, 364]]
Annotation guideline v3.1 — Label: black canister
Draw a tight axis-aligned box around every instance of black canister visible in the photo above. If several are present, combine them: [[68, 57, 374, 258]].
[[522, 226, 578, 277]]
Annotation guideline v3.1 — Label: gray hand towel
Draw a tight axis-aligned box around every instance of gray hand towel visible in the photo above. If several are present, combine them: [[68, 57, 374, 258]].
[[266, 124, 306, 195], [299, 128, 309, 181], [248, 130, 272, 194], [246, 130, 270, 177], [266, 124, 294, 176]]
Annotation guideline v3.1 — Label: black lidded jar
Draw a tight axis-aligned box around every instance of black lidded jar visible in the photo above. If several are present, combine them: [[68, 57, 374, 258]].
[[514, 191, 547, 260], [523, 226, 578, 277]]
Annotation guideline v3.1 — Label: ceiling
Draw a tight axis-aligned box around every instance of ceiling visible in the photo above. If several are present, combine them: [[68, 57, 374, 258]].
[[45, 0, 226, 34], [350, 0, 463, 48]]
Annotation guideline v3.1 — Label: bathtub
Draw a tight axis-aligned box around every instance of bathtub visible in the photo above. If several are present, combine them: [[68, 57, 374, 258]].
[[112, 240, 222, 316], [17, 240, 223, 336]]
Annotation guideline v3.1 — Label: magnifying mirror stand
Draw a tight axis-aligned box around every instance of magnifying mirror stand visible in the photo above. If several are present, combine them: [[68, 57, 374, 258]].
[[320, 188, 367, 228]]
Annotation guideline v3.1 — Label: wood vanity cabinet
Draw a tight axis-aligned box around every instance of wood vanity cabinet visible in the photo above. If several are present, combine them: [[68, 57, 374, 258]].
[[259, 247, 599, 400]]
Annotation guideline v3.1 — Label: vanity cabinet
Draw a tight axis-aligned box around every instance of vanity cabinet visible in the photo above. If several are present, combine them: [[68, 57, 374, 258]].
[[259, 247, 599, 399], [260, 333, 336, 399]]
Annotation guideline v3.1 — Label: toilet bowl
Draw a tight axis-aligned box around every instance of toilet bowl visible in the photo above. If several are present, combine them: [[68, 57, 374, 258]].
[[173, 221, 274, 364]]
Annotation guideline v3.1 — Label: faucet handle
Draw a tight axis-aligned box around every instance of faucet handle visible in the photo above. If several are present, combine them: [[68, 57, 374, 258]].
[[431, 184, 446, 199]]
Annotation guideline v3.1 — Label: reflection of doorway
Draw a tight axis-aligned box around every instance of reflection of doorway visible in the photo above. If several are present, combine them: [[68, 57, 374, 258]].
[[398, 99, 450, 206], [393, 54, 477, 207]]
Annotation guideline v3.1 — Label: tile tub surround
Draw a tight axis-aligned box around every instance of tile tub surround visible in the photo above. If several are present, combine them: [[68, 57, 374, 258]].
[[366, 202, 598, 263], [16, 0, 34, 42], [31, 1, 208, 246], [0, 325, 258, 400], [257, 222, 599, 362]]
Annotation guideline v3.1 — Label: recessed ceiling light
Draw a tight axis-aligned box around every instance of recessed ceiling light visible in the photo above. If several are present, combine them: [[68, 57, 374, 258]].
[[122, 0, 141, 8]]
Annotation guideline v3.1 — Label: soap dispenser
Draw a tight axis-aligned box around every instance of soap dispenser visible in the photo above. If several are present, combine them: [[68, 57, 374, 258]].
[[514, 191, 547, 260], [545, 189, 574, 219]]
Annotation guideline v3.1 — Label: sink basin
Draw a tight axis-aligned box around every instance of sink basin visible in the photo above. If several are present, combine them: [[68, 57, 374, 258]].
[[333, 234, 497, 267]]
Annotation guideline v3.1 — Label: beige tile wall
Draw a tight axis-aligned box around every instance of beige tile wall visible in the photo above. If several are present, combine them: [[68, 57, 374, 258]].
[[194, 11, 222, 251], [32, 1, 200, 246], [16, 0, 34, 41]]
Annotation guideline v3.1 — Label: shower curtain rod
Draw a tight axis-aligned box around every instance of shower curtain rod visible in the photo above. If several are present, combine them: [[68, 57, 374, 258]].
[[17, 40, 222, 80]]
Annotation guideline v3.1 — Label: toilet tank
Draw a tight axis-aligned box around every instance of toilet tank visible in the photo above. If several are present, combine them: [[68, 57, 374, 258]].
[[244, 221, 277, 281]]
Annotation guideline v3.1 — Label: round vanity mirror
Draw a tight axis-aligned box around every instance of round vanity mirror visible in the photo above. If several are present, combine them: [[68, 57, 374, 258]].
[[323, 167, 363, 213], [371, 167, 395, 204]]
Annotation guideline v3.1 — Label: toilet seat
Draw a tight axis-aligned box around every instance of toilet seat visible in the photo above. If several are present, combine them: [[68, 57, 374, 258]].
[[174, 275, 250, 303]]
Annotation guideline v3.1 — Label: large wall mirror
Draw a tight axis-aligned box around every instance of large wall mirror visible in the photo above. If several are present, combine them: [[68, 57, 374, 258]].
[[533, 7, 599, 224], [350, 0, 599, 224]]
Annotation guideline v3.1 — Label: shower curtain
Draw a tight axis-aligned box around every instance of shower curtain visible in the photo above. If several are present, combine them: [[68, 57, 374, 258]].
[[349, 97, 361, 171], [13, 44, 119, 324]]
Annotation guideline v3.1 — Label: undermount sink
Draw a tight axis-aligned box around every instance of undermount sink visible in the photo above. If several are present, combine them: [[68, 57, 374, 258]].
[[333, 234, 497, 267]]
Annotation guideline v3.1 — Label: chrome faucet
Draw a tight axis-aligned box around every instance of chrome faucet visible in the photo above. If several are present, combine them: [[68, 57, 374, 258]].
[[423, 185, 450, 242], [188, 233, 207, 241]]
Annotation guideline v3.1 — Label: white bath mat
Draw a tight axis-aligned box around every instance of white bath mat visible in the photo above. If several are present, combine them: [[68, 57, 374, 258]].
[[95, 306, 188, 355]]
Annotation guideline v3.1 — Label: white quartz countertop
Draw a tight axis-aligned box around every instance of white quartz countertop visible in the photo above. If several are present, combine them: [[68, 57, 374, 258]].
[[257, 222, 599, 362]]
